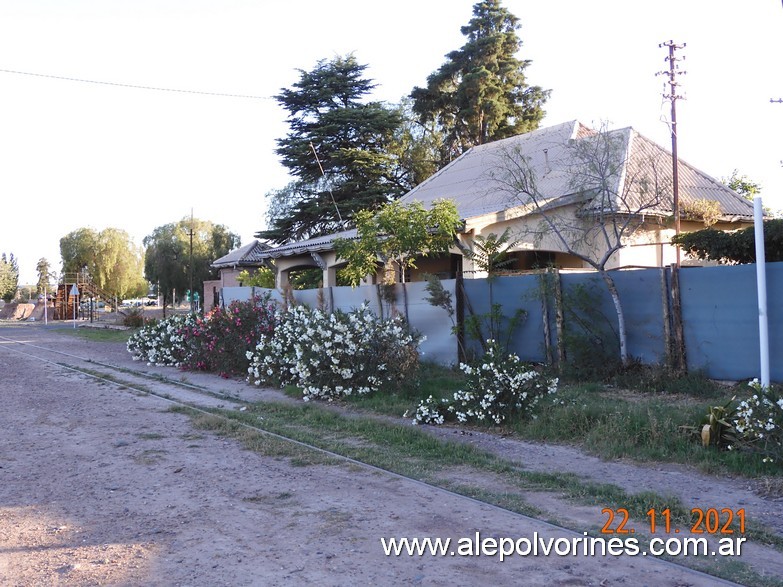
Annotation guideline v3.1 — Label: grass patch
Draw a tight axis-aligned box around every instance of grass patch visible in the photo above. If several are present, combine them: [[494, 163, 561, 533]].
[[271, 363, 777, 479], [606, 364, 732, 399], [173, 399, 690, 527], [361, 367, 771, 479], [56, 327, 132, 343], [508, 381, 780, 478], [133, 449, 166, 465], [342, 362, 464, 417], [169, 387, 782, 585]]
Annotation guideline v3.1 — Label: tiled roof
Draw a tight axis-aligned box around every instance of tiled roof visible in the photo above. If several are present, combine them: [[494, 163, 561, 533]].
[[211, 240, 272, 268], [240, 229, 359, 261]]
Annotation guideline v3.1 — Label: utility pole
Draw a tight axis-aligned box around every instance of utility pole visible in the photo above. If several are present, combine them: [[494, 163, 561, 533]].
[[657, 40, 686, 266]]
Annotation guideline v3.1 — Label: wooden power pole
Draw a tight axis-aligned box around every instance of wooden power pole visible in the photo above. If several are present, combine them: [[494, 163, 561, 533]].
[[657, 40, 686, 266]]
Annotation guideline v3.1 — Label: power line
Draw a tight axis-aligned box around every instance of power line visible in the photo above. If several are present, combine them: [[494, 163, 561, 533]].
[[0, 67, 271, 100]]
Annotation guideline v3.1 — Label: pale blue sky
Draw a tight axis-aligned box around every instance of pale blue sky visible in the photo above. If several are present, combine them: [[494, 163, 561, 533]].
[[1, 0, 781, 283]]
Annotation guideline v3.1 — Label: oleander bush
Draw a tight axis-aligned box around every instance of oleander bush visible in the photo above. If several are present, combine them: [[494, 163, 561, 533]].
[[247, 303, 421, 400], [732, 379, 783, 463], [413, 340, 558, 426], [127, 313, 196, 367], [127, 295, 276, 377], [177, 295, 277, 377]]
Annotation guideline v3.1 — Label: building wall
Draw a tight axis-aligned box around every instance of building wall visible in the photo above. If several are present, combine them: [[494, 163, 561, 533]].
[[203, 280, 221, 313]]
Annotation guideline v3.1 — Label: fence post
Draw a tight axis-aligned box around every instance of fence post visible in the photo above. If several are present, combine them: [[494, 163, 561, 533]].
[[660, 268, 673, 369], [455, 272, 466, 364], [669, 265, 687, 373], [541, 270, 553, 366], [553, 268, 566, 369]]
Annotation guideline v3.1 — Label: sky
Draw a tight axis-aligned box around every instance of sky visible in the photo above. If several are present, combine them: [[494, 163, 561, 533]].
[[1, 0, 782, 285]]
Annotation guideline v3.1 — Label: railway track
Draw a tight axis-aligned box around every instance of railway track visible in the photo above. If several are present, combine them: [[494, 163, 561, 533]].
[[0, 330, 750, 586]]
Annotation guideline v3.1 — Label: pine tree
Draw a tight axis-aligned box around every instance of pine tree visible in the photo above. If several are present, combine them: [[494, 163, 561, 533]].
[[410, 0, 550, 165], [0, 253, 20, 302], [256, 54, 404, 244]]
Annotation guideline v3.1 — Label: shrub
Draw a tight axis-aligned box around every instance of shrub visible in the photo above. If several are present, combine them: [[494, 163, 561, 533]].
[[672, 219, 783, 264], [247, 303, 421, 400], [732, 380, 783, 463], [127, 313, 196, 367], [413, 341, 558, 425], [127, 295, 277, 377], [177, 296, 276, 377], [680, 198, 722, 227], [122, 307, 145, 328]]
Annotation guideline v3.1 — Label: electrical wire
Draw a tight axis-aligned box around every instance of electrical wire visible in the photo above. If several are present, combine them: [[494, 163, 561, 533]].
[[0, 67, 272, 100]]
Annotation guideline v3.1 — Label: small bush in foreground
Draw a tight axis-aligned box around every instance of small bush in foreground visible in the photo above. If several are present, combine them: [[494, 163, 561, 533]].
[[733, 380, 783, 464], [413, 341, 558, 425]]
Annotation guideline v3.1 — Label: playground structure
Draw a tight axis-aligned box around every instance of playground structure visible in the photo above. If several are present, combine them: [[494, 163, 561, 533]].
[[53, 272, 115, 320]]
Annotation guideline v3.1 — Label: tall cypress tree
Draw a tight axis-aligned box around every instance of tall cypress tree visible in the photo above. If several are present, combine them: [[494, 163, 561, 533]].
[[257, 54, 404, 245], [411, 0, 550, 165]]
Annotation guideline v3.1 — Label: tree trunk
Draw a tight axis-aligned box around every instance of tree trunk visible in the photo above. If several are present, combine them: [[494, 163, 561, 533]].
[[599, 270, 629, 367]]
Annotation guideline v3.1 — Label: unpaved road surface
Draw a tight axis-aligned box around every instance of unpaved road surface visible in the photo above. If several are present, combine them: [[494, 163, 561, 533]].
[[0, 324, 776, 586]]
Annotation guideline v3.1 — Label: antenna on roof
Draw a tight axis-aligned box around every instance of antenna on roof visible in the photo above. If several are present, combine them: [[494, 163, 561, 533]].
[[309, 141, 343, 224]]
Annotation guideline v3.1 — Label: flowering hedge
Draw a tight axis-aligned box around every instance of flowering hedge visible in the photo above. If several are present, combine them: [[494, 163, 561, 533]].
[[247, 303, 421, 400], [177, 296, 276, 377], [732, 379, 783, 463], [413, 341, 558, 425], [127, 295, 276, 377], [127, 313, 195, 367]]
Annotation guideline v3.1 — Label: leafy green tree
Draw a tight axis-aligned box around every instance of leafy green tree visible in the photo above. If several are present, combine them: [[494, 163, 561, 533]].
[[410, 0, 549, 165], [237, 267, 275, 289], [385, 98, 443, 191], [36, 258, 53, 296], [723, 170, 779, 217], [256, 54, 405, 244], [60, 228, 146, 302], [463, 228, 522, 274], [93, 229, 148, 301], [724, 170, 762, 200], [334, 199, 462, 286], [60, 228, 98, 275], [0, 252, 19, 302], [144, 218, 240, 315]]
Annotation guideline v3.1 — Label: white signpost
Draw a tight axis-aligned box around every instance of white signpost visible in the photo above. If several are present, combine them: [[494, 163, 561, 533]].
[[70, 283, 79, 329]]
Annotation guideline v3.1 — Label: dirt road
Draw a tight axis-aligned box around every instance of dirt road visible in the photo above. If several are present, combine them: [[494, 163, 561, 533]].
[[0, 324, 771, 586]]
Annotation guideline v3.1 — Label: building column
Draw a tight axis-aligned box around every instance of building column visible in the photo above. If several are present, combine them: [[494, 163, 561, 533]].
[[323, 266, 338, 288], [276, 269, 290, 290]]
